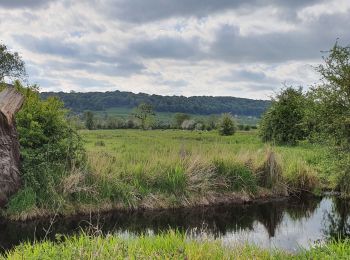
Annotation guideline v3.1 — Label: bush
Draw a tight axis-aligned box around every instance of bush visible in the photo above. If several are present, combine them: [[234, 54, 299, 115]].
[[218, 113, 236, 136], [10, 81, 85, 209], [259, 87, 307, 145]]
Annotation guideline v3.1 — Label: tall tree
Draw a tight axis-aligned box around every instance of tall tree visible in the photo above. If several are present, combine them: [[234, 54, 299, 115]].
[[0, 44, 26, 82], [84, 111, 95, 130], [311, 43, 350, 149]]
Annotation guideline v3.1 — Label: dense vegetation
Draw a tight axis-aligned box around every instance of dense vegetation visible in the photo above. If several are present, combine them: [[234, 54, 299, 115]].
[[259, 43, 350, 194], [40, 90, 270, 117], [3, 232, 350, 259], [0, 81, 85, 216]]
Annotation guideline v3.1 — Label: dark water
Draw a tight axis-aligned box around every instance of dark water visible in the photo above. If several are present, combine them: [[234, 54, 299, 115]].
[[0, 196, 350, 253]]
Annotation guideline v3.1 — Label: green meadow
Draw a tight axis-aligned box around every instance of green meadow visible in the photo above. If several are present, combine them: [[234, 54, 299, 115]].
[[5, 129, 337, 220]]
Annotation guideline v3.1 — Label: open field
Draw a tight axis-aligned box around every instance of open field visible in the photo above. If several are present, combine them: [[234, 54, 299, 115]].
[[2, 232, 350, 259]]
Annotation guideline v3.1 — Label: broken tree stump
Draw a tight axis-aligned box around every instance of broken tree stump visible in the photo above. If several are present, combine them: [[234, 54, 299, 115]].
[[0, 87, 24, 207]]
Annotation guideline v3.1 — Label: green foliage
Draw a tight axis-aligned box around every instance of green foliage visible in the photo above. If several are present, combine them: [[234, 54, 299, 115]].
[[132, 103, 155, 129], [259, 87, 307, 145], [174, 113, 190, 128], [311, 43, 350, 149], [9, 81, 85, 210], [40, 91, 270, 117], [218, 113, 237, 136], [84, 111, 94, 130], [0, 43, 26, 81]]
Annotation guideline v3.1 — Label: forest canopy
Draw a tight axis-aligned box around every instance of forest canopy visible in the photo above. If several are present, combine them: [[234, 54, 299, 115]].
[[40, 91, 270, 117]]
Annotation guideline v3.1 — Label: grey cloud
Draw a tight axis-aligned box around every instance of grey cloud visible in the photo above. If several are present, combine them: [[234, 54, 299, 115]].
[[14, 34, 79, 57], [97, 0, 322, 23], [157, 79, 188, 87], [128, 36, 201, 59], [66, 76, 113, 88], [219, 69, 278, 84], [39, 58, 145, 78], [0, 0, 56, 8], [13, 34, 124, 64], [210, 13, 350, 63], [64, 60, 145, 77]]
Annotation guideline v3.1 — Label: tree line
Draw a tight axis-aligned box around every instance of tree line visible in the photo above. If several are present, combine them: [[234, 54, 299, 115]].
[[40, 90, 270, 117], [80, 106, 255, 133]]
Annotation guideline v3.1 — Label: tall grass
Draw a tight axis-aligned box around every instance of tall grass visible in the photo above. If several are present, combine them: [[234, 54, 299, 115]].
[[5, 130, 334, 219]]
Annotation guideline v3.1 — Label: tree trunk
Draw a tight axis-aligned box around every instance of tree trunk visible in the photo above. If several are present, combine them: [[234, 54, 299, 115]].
[[0, 87, 24, 207]]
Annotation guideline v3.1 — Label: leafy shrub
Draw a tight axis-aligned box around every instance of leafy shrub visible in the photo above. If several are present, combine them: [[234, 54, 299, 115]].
[[218, 113, 237, 136], [259, 87, 307, 145], [9, 81, 85, 210]]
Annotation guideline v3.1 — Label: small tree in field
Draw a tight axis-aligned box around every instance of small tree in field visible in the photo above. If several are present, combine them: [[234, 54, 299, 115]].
[[218, 113, 237, 136], [259, 87, 307, 145], [84, 111, 94, 130], [133, 103, 155, 130]]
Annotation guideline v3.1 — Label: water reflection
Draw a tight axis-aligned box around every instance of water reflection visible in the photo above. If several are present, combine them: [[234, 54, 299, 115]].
[[323, 197, 350, 239], [0, 196, 349, 253]]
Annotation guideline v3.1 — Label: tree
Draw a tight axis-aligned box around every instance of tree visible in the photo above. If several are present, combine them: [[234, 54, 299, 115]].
[[0, 44, 26, 81], [218, 113, 237, 136], [133, 103, 155, 130], [310, 42, 350, 149], [174, 113, 190, 128], [259, 87, 307, 145], [84, 111, 94, 130]]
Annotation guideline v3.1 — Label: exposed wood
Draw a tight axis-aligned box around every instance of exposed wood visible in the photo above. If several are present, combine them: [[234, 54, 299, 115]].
[[0, 87, 24, 207]]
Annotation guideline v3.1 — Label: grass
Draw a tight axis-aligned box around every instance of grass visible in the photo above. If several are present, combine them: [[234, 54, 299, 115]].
[[2, 232, 350, 259], [4, 129, 337, 220]]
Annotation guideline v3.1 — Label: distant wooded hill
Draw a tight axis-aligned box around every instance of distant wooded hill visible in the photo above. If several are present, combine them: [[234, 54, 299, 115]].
[[41, 90, 270, 117]]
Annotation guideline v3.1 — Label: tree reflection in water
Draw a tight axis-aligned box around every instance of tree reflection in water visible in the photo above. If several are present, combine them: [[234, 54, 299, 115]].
[[323, 197, 350, 240]]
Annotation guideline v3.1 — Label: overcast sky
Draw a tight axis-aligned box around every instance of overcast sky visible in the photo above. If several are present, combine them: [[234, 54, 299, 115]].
[[1, 0, 349, 99]]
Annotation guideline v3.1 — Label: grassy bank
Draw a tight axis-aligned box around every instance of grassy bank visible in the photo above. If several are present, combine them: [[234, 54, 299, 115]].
[[4, 130, 337, 220], [2, 232, 350, 259]]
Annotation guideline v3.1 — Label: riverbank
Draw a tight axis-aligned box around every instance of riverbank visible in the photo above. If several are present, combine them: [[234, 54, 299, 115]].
[[3, 130, 337, 221], [2, 231, 350, 259]]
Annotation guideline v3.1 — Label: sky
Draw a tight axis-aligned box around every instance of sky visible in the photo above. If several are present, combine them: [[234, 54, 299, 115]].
[[1, 0, 350, 99]]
